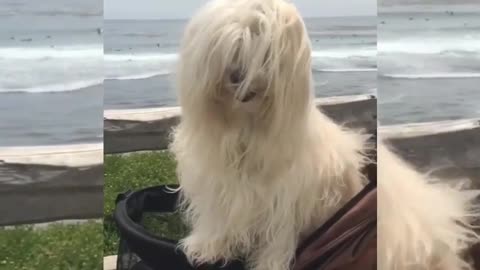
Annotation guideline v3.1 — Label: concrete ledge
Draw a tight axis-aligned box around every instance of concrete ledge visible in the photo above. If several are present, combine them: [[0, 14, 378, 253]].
[[104, 255, 117, 270], [0, 143, 102, 167], [0, 143, 103, 226], [380, 119, 480, 139], [104, 107, 181, 122], [2, 219, 102, 230], [104, 94, 377, 154], [381, 119, 480, 188]]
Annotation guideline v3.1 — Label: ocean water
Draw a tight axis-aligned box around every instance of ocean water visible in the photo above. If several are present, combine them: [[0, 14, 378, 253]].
[[378, 7, 480, 125], [0, 0, 102, 146], [104, 17, 377, 109]]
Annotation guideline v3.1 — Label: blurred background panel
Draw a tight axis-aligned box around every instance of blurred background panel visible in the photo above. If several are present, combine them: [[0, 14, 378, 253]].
[[378, 0, 480, 124], [0, 0, 103, 269]]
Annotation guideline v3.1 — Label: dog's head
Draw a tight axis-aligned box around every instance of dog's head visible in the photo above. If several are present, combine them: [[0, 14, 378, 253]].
[[177, 0, 313, 132]]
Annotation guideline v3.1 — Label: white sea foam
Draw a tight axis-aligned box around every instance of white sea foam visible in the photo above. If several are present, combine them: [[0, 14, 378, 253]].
[[104, 49, 377, 80], [104, 53, 176, 80], [0, 45, 102, 59], [379, 39, 480, 55], [0, 79, 103, 93], [315, 68, 377, 72], [104, 53, 178, 62], [381, 72, 480, 79], [0, 45, 102, 93], [105, 49, 375, 63], [105, 71, 170, 80], [312, 48, 376, 58]]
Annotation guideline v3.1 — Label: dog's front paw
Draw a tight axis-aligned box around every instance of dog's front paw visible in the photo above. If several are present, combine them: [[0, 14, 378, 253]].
[[179, 235, 233, 266]]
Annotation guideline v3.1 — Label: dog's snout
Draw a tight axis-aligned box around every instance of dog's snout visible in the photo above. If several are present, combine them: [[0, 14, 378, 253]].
[[230, 70, 243, 85], [240, 91, 257, 103]]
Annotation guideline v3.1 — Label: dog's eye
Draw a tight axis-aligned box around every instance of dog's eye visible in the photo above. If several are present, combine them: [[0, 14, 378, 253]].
[[230, 70, 243, 84]]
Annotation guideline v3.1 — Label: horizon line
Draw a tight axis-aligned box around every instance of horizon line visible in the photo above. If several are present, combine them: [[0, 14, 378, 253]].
[[104, 14, 376, 21]]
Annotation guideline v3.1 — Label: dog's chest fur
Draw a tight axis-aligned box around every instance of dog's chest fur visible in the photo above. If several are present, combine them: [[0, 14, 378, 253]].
[[173, 108, 368, 267]]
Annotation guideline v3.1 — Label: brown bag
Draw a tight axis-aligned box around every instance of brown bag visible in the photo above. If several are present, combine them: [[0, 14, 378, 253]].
[[293, 182, 377, 270], [472, 243, 480, 270], [293, 143, 377, 270]]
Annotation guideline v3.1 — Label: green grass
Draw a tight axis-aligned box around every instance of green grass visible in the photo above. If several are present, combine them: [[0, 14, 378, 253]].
[[0, 222, 102, 270], [104, 151, 187, 256], [0, 151, 182, 269], [0, 151, 183, 270]]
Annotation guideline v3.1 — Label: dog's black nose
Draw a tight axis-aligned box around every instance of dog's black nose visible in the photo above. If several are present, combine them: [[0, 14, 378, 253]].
[[230, 70, 242, 85], [240, 92, 256, 102]]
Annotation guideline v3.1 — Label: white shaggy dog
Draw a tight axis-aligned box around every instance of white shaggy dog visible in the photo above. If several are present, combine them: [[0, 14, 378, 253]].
[[169, 0, 480, 269]]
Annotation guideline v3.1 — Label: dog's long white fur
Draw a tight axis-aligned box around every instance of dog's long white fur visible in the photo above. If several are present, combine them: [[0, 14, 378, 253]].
[[169, 0, 480, 269], [378, 143, 479, 269]]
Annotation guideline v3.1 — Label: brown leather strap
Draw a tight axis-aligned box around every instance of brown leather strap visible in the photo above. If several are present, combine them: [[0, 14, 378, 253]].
[[294, 185, 377, 270]]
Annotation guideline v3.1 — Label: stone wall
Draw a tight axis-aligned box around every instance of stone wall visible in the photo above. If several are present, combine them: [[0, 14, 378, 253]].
[[0, 144, 103, 226]]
